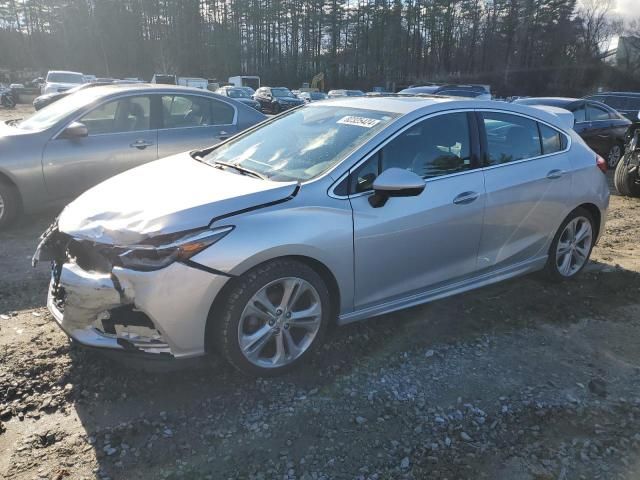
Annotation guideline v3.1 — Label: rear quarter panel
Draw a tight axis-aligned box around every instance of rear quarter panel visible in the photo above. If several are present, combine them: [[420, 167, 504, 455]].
[[566, 130, 610, 240]]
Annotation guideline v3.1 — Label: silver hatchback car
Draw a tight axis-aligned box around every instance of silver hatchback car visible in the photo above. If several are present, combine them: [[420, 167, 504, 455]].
[[0, 84, 265, 227], [34, 97, 609, 376]]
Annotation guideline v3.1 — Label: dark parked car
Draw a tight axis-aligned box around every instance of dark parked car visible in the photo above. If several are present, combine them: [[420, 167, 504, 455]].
[[33, 81, 116, 110], [253, 86, 304, 114], [514, 97, 632, 168], [585, 92, 640, 139], [215, 86, 262, 110]]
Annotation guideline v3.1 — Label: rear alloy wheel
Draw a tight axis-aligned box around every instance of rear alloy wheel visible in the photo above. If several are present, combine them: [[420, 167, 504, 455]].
[[607, 143, 623, 169], [543, 208, 594, 281], [214, 259, 330, 376]]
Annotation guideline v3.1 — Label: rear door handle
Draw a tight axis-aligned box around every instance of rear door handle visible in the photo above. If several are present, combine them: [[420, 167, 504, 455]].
[[453, 191, 479, 205], [130, 139, 153, 149], [546, 169, 565, 179]]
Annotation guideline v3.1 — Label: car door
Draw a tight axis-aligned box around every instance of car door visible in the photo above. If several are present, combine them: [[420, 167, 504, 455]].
[[477, 110, 572, 272], [349, 111, 486, 309], [570, 101, 600, 151], [42, 94, 157, 200], [156, 94, 238, 158], [585, 102, 615, 155]]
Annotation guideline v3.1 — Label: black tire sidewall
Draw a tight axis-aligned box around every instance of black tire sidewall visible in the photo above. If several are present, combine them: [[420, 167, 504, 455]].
[[544, 208, 595, 282], [615, 155, 640, 197], [213, 259, 331, 376], [0, 182, 19, 228], [614, 157, 631, 196]]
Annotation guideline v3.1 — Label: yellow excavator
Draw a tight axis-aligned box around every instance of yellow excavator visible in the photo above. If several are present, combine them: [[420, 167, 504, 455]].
[[300, 72, 324, 92]]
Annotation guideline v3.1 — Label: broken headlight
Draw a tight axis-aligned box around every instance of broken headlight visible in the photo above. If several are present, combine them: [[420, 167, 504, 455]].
[[119, 226, 233, 271]]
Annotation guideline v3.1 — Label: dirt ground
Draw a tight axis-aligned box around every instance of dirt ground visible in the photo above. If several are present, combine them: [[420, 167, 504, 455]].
[[2, 105, 640, 480]]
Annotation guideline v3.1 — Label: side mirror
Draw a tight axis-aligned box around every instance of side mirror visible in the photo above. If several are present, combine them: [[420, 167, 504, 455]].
[[60, 121, 88, 139], [369, 168, 426, 208]]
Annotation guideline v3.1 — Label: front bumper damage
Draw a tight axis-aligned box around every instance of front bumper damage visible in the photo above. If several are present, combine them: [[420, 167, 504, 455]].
[[34, 223, 230, 359]]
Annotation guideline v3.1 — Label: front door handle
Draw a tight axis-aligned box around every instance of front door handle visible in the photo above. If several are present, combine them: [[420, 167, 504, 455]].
[[130, 139, 153, 149], [453, 191, 479, 205], [546, 169, 565, 179]]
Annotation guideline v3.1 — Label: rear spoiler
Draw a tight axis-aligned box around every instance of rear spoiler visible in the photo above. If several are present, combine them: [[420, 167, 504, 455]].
[[528, 105, 575, 130]]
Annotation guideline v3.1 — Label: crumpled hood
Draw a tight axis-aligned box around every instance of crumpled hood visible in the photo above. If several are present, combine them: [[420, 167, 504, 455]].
[[0, 121, 33, 137], [58, 154, 298, 246]]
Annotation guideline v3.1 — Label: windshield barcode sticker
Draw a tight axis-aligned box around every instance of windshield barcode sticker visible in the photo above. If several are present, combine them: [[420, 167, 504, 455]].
[[337, 116, 381, 128]]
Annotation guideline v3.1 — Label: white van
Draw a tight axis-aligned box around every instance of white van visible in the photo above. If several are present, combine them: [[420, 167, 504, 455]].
[[228, 76, 260, 91]]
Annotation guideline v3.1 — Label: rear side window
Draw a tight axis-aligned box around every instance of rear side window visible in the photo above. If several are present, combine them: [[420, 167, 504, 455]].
[[481, 112, 541, 165], [211, 100, 234, 124], [572, 105, 586, 123], [587, 103, 611, 121], [538, 123, 565, 155]]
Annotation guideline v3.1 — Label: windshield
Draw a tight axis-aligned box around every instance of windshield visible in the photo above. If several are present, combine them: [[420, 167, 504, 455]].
[[204, 106, 397, 182], [17, 88, 104, 130], [228, 89, 250, 98], [272, 88, 295, 98], [47, 72, 84, 84]]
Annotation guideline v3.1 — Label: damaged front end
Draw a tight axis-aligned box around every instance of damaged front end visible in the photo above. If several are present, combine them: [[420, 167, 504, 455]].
[[33, 223, 174, 356]]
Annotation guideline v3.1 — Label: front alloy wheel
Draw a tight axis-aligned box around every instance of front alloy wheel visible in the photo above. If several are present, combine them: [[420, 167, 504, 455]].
[[213, 259, 330, 376], [238, 277, 322, 369]]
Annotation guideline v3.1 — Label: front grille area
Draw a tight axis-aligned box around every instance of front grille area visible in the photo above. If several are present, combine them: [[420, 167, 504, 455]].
[[67, 239, 121, 273], [50, 262, 66, 313]]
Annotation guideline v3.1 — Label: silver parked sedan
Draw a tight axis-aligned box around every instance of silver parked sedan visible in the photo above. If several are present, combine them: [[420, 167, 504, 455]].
[[34, 97, 609, 376], [0, 84, 265, 227]]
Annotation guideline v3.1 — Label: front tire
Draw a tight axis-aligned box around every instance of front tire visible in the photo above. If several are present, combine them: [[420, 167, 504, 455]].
[[607, 143, 623, 169], [0, 181, 20, 229], [213, 259, 330, 376], [543, 208, 595, 282], [614, 156, 640, 197]]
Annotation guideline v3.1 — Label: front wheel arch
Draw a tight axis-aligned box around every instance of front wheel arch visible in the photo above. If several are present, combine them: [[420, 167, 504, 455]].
[[204, 254, 341, 354]]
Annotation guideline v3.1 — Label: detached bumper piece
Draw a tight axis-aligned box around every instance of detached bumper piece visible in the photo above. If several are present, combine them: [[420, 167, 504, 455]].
[[47, 257, 173, 357]]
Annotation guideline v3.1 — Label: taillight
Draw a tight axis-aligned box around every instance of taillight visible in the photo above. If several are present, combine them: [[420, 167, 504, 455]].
[[596, 154, 607, 173]]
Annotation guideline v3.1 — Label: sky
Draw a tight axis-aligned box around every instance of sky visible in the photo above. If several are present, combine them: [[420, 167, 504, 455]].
[[613, 0, 636, 16]]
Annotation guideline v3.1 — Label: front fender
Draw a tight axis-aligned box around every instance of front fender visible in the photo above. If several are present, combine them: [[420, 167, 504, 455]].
[[191, 200, 355, 315]]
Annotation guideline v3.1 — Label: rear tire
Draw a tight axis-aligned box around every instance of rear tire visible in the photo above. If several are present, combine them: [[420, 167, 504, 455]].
[[614, 156, 640, 197], [542, 208, 595, 282], [0, 181, 20, 229], [212, 259, 330, 376]]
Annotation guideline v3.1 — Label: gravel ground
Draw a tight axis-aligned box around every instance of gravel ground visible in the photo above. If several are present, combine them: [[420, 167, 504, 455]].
[[2, 105, 640, 479]]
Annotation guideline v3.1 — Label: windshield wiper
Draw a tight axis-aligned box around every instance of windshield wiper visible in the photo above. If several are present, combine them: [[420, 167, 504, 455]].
[[212, 160, 267, 180]]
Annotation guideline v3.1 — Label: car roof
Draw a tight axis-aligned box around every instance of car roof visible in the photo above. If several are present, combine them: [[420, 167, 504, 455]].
[[83, 83, 219, 96], [309, 96, 574, 128], [589, 91, 640, 97], [514, 97, 579, 107], [47, 70, 83, 75]]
